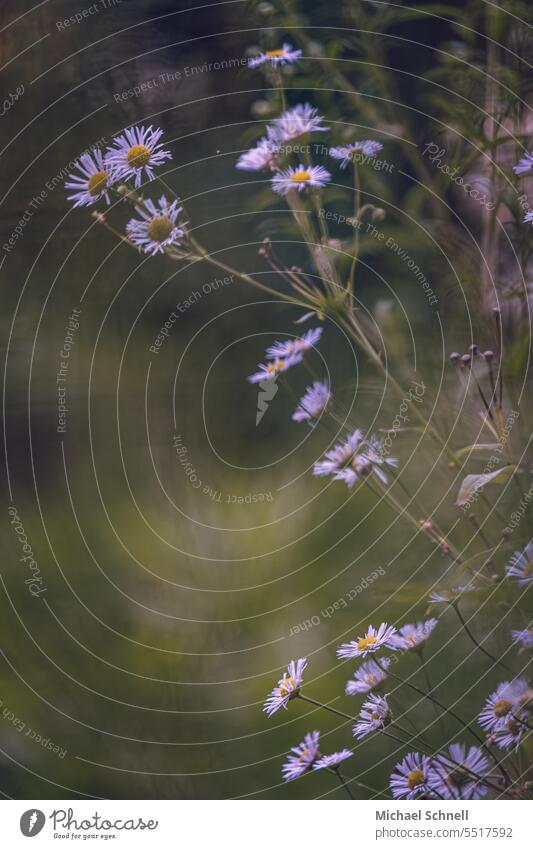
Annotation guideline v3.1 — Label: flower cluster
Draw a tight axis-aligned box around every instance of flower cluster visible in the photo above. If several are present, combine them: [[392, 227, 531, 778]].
[[248, 327, 323, 384]]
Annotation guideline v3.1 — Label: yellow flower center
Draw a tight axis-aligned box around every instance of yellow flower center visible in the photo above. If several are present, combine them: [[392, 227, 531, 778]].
[[357, 636, 378, 651], [127, 144, 151, 167], [407, 769, 423, 790], [279, 676, 296, 698], [493, 698, 512, 717], [147, 216, 174, 243], [266, 49, 286, 59], [290, 170, 311, 184], [267, 359, 284, 374], [87, 171, 108, 196]]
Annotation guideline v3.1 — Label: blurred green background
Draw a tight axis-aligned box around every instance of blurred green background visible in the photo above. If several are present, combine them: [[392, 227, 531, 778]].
[[1, 0, 531, 799]]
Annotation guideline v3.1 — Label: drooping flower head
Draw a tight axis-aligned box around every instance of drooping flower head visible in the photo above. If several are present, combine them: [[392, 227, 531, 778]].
[[338, 623, 397, 659], [313, 431, 398, 488], [272, 164, 331, 196], [345, 658, 390, 696], [249, 43, 302, 69], [313, 749, 353, 771], [512, 627, 533, 650], [353, 694, 391, 739], [126, 196, 187, 255], [292, 381, 331, 423], [428, 582, 475, 605], [514, 152, 533, 175], [247, 353, 303, 384], [236, 137, 280, 172], [282, 730, 320, 781], [268, 103, 329, 143], [263, 658, 307, 717], [478, 678, 530, 734], [65, 149, 117, 208], [505, 542, 533, 586], [329, 140, 383, 170], [427, 744, 489, 800], [105, 125, 172, 188], [390, 752, 430, 799], [266, 327, 323, 359], [389, 619, 438, 653]]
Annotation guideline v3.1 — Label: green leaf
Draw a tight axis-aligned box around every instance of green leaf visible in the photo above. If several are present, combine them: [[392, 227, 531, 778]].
[[454, 443, 500, 459], [456, 466, 515, 508]]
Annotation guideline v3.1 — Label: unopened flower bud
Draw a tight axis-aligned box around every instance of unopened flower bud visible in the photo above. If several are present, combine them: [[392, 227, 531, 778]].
[[461, 354, 471, 366], [372, 207, 386, 222], [483, 350, 494, 361], [449, 352, 461, 363]]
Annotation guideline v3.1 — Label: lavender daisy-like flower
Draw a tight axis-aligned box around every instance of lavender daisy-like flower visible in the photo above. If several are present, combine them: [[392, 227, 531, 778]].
[[329, 140, 383, 170], [263, 658, 307, 717], [346, 658, 390, 696], [266, 327, 323, 359], [353, 694, 391, 739], [313, 749, 353, 771], [427, 744, 489, 800], [292, 381, 331, 423], [492, 714, 528, 751], [428, 582, 475, 604], [236, 137, 280, 172], [281, 730, 320, 781], [249, 43, 302, 69], [313, 431, 398, 488], [272, 164, 331, 196], [338, 624, 397, 660], [268, 103, 329, 143], [126, 196, 186, 255], [247, 353, 303, 384], [390, 752, 430, 799], [478, 678, 530, 734], [512, 627, 533, 649], [389, 619, 438, 652], [65, 149, 116, 208], [505, 542, 533, 586], [105, 125, 172, 188], [514, 152, 533, 175], [525, 211, 533, 225]]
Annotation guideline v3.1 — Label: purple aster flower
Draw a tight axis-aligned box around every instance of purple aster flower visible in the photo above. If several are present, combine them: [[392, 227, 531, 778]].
[[282, 730, 320, 781], [478, 678, 530, 734], [512, 627, 533, 649], [249, 43, 302, 69], [292, 381, 331, 423], [427, 744, 489, 800], [329, 140, 384, 170], [514, 152, 533, 175], [525, 211, 533, 224], [353, 694, 391, 739], [389, 619, 438, 652], [247, 353, 303, 384], [390, 752, 430, 799], [428, 582, 475, 604], [505, 542, 533, 586], [236, 137, 280, 172], [272, 163, 331, 195], [346, 658, 390, 695], [313, 749, 353, 771], [263, 658, 307, 717], [267, 103, 329, 143], [266, 327, 322, 359], [65, 149, 117, 208], [338, 623, 397, 660], [313, 431, 398, 488], [105, 125, 172, 188], [492, 714, 528, 751], [126, 195, 187, 255]]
